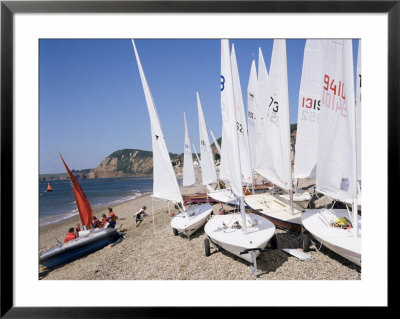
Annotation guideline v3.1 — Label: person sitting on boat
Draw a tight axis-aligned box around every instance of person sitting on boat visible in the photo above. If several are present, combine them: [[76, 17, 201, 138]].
[[107, 207, 115, 221], [135, 206, 148, 225], [64, 227, 77, 243], [100, 214, 108, 228], [92, 216, 100, 228], [107, 214, 118, 228]]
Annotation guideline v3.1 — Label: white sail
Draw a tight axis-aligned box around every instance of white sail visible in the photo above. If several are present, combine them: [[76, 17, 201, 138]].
[[256, 47, 269, 173], [210, 130, 221, 155], [356, 40, 361, 182], [197, 92, 218, 186], [131, 39, 183, 204], [255, 39, 292, 191], [218, 95, 230, 182], [230, 44, 253, 185], [293, 40, 324, 179], [221, 39, 243, 198], [316, 39, 356, 204], [192, 144, 201, 167], [247, 59, 259, 171], [183, 112, 196, 187]]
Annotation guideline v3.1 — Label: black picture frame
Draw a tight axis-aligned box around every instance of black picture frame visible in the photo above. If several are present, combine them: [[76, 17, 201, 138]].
[[1, 1, 394, 317]]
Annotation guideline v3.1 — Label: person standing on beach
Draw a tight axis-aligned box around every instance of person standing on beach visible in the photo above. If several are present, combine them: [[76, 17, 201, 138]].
[[135, 206, 148, 226]]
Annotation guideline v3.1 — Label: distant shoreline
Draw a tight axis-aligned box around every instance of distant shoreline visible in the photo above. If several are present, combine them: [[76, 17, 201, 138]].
[[39, 174, 153, 181]]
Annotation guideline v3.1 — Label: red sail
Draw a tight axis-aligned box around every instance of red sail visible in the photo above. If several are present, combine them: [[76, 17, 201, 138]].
[[46, 183, 53, 192], [58, 152, 93, 228]]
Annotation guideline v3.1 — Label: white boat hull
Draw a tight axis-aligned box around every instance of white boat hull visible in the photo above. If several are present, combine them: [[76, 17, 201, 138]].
[[204, 213, 275, 263], [207, 187, 239, 206], [281, 191, 311, 203], [244, 193, 303, 232], [170, 203, 213, 237], [302, 209, 361, 266]]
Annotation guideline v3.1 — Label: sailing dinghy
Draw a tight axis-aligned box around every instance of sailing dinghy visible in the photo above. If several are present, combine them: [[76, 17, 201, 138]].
[[244, 39, 303, 233], [132, 40, 212, 239], [301, 39, 361, 267], [46, 182, 53, 192], [39, 152, 121, 268], [204, 40, 276, 277]]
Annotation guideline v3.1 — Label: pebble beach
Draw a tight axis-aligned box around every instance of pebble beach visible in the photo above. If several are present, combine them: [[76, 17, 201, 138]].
[[39, 173, 361, 281]]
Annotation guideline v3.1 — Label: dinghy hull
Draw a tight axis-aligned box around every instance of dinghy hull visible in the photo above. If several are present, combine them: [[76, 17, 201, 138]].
[[182, 193, 218, 205], [301, 209, 361, 266], [170, 203, 213, 237], [39, 228, 121, 268], [244, 193, 304, 234], [204, 213, 275, 263], [207, 188, 240, 206]]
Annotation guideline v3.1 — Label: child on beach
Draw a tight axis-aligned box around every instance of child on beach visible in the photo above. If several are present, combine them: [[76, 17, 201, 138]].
[[100, 214, 108, 228], [135, 206, 148, 226], [64, 227, 77, 243], [107, 207, 115, 221], [92, 216, 100, 228]]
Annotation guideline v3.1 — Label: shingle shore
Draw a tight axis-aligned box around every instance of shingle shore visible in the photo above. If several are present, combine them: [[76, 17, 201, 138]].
[[39, 178, 361, 280]]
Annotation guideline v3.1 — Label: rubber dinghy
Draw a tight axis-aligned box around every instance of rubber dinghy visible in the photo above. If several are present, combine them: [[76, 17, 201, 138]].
[[39, 152, 122, 268], [39, 228, 120, 268]]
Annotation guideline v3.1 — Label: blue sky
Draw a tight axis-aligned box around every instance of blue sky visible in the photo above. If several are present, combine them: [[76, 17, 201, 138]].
[[40, 38, 359, 174]]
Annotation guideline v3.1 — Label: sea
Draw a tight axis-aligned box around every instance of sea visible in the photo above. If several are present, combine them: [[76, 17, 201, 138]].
[[39, 177, 157, 227]]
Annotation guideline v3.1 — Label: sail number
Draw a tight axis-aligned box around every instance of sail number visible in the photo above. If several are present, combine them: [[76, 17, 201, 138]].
[[267, 96, 280, 126], [248, 111, 255, 120], [236, 122, 243, 134], [323, 74, 345, 99], [301, 97, 320, 122], [269, 96, 279, 112], [322, 74, 347, 118], [221, 75, 225, 91], [302, 97, 320, 110]]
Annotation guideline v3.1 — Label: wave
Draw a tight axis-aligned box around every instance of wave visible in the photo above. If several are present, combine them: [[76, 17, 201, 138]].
[[39, 190, 151, 227], [39, 209, 79, 227]]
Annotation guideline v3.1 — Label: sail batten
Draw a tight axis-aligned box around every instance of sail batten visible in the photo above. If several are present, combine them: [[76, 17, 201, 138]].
[[132, 39, 183, 204]]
